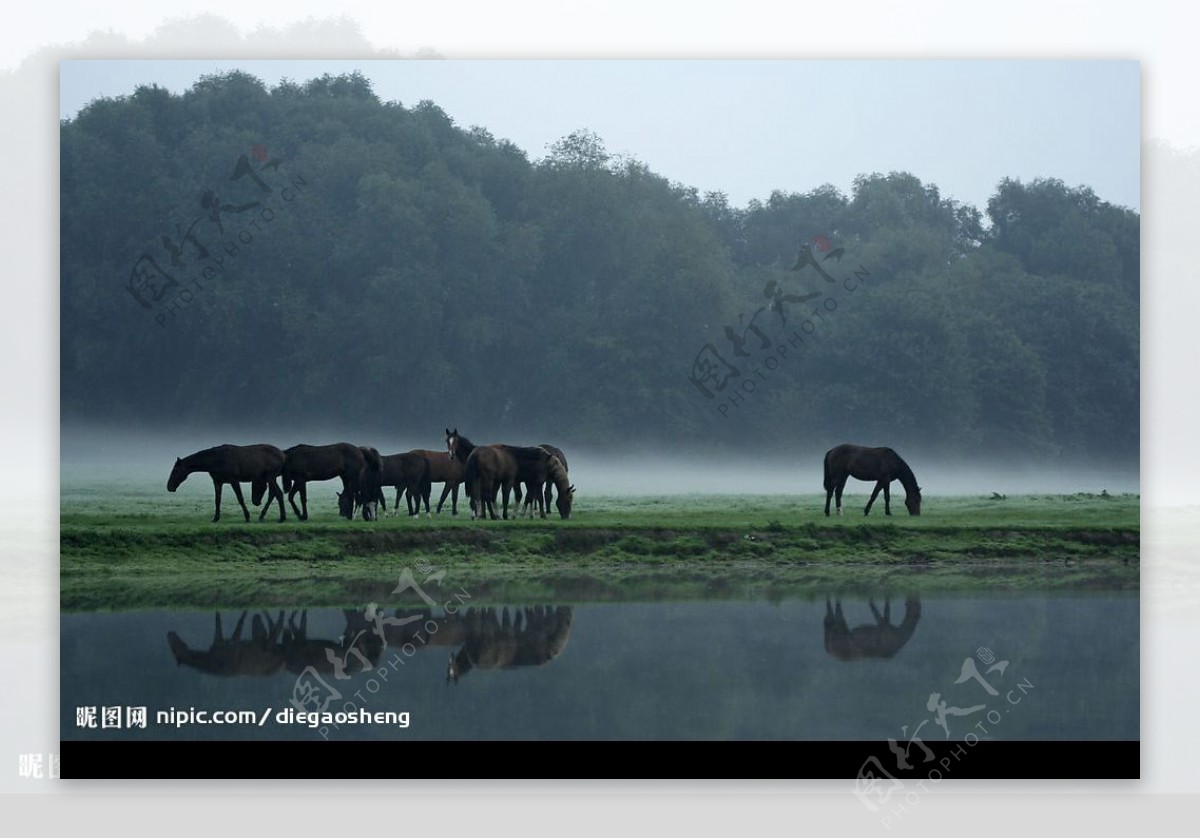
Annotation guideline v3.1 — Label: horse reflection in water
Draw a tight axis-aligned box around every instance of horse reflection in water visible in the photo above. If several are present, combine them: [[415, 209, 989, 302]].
[[823, 596, 922, 661], [445, 606, 574, 683], [166, 609, 383, 677], [166, 610, 287, 676]]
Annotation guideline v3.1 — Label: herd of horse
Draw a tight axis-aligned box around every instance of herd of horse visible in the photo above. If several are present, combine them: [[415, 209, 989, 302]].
[[165, 436, 923, 523], [166, 429, 575, 523]]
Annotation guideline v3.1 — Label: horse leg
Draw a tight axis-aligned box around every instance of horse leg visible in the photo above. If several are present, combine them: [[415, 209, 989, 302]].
[[436, 483, 451, 515], [271, 478, 286, 522], [451, 484, 459, 515], [825, 485, 833, 516], [501, 482, 512, 520], [230, 481, 251, 522], [299, 482, 309, 521], [883, 482, 892, 516], [287, 481, 303, 520], [835, 478, 848, 516], [865, 481, 884, 516], [211, 477, 223, 523], [544, 484, 553, 515]]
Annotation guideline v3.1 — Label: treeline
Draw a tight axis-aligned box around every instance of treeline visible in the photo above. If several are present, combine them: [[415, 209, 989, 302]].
[[60, 71, 1138, 461]]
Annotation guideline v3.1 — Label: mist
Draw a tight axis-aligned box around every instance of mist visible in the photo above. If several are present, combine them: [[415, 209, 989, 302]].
[[61, 423, 1139, 501]]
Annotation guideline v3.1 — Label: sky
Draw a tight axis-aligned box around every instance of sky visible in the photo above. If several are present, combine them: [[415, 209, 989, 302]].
[[59, 59, 1141, 214]]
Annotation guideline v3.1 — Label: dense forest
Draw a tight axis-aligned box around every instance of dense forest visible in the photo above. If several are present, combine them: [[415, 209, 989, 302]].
[[60, 71, 1138, 462]]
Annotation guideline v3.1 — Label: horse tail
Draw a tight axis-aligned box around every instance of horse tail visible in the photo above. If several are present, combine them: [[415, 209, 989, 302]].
[[465, 451, 479, 499], [823, 450, 834, 492]]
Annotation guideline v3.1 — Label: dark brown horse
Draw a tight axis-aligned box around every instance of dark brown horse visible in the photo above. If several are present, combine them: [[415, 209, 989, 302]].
[[516, 447, 574, 519], [410, 442, 465, 515], [823, 444, 922, 516], [466, 444, 574, 520], [362, 451, 433, 518], [283, 443, 380, 521], [167, 444, 286, 522], [446, 428, 481, 513], [530, 444, 569, 515], [338, 446, 389, 521], [824, 596, 922, 661]]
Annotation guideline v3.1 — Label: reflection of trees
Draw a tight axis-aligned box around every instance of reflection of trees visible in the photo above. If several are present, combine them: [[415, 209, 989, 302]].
[[823, 596, 921, 661]]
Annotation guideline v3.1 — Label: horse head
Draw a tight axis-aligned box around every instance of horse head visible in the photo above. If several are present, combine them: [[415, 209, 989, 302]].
[[167, 457, 187, 492], [446, 428, 460, 460], [556, 484, 575, 520], [336, 490, 356, 520], [905, 487, 922, 516]]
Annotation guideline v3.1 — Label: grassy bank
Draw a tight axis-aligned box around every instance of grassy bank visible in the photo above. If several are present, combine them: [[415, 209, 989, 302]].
[[58, 490, 1139, 610]]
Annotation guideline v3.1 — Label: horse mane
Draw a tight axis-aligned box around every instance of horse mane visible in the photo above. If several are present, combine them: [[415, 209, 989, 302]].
[[546, 455, 569, 486], [892, 453, 919, 494]]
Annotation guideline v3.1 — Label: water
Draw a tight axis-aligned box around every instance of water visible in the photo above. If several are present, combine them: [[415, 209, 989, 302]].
[[61, 590, 1138, 742]]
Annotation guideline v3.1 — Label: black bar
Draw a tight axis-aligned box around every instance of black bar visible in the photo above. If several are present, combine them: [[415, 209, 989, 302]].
[[60, 740, 1139, 780]]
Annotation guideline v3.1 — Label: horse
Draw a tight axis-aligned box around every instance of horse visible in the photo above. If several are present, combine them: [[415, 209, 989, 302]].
[[514, 447, 574, 519], [283, 443, 380, 521], [337, 447, 389, 521], [529, 444, 569, 516], [446, 428, 482, 513], [823, 444, 922, 516], [466, 444, 574, 520], [366, 451, 433, 518], [408, 448, 464, 514], [824, 596, 922, 661], [166, 444, 286, 523]]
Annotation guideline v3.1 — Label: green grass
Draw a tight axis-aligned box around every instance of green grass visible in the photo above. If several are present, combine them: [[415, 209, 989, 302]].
[[59, 488, 1138, 610]]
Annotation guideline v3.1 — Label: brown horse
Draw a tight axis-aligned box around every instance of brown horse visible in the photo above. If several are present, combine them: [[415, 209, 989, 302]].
[[824, 596, 922, 661], [167, 444, 286, 522], [410, 446, 465, 514], [365, 451, 433, 518], [446, 605, 574, 683], [823, 444, 922, 516], [516, 448, 574, 519], [283, 443, 380, 521], [466, 444, 575, 520], [338, 446, 390, 521], [528, 444, 569, 516]]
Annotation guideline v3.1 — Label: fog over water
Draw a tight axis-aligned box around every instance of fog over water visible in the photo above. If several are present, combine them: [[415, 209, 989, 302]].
[[61, 423, 1139, 498]]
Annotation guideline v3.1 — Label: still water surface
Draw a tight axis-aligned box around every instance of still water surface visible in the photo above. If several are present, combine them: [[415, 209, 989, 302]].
[[61, 591, 1137, 741]]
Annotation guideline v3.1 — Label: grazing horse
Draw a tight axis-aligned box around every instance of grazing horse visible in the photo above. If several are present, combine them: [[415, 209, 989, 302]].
[[446, 606, 574, 683], [824, 596, 922, 661], [823, 444, 922, 516], [466, 444, 575, 520], [532, 444, 569, 515], [166, 444, 286, 523], [338, 447, 389, 521], [283, 443, 379, 521], [516, 448, 574, 519], [361, 451, 433, 518]]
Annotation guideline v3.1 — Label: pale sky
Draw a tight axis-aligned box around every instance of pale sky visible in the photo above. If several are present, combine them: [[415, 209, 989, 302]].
[[59, 59, 1140, 214]]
